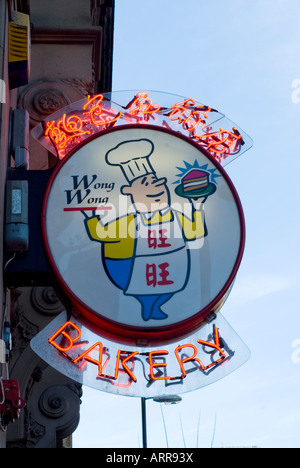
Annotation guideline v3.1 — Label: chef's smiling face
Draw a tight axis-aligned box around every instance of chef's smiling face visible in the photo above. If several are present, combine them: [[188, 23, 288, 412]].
[[121, 173, 170, 213]]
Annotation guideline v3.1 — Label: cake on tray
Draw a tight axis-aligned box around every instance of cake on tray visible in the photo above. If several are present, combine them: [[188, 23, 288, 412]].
[[182, 170, 209, 193]]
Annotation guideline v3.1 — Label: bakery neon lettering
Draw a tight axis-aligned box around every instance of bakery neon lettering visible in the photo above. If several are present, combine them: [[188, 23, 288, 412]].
[[43, 91, 245, 160], [168, 99, 196, 124], [83, 94, 122, 127], [149, 350, 171, 381], [48, 322, 227, 384], [73, 345, 138, 383], [174, 344, 202, 378], [48, 324, 139, 383], [45, 94, 122, 156], [114, 350, 139, 383], [174, 328, 226, 377], [48, 321, 81, 352], [73, 341, 104, 377], [128, 91, 161, 119], [100, 352, 137, 388], [168, 99, 211, 132], [45, 114, 91, 151], [193, 127, 243, 157]]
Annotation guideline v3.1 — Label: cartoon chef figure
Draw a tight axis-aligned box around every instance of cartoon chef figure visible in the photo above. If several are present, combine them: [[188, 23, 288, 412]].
[[84, 138, 214, 321]]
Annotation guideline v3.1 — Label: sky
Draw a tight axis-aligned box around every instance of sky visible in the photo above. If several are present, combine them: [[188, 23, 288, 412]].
[[72, 0, 300, 448]]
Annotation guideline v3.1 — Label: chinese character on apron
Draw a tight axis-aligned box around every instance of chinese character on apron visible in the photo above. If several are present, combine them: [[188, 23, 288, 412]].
[[125, 212, 189, 297]]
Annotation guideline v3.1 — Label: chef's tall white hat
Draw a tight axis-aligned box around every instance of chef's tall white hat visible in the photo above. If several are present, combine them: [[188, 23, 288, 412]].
[[105, 138, 155, 182]]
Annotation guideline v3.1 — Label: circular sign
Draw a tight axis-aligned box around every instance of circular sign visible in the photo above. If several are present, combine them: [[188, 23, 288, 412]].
[[42, 125, 245, 345]]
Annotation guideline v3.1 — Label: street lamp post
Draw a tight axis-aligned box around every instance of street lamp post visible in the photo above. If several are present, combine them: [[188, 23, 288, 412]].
[[141, 395, 182, 449], [141, 397, 147, 448]]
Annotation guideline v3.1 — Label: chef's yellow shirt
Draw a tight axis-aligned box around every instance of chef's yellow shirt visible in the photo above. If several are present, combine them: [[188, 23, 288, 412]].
[[86, 209, 205, 259]]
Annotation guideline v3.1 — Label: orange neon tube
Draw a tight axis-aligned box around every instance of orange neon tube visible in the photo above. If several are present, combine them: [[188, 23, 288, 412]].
[[174, 344, 202, 378], [73, 342, 104, 378], [148, 350, 170, 381], [48, 321, 81, 353], [114, 350, 138, 383], [129, 92, 161, 116]]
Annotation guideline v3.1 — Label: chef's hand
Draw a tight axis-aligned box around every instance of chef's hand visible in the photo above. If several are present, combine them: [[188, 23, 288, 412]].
[[80, 210, 97, 219], [190, 196, 207, 211], [81, 209, 110, 221]]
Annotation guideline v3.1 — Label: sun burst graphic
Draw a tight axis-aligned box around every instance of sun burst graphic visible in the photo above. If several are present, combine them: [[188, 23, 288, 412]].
[[173, 160, 222, 185]]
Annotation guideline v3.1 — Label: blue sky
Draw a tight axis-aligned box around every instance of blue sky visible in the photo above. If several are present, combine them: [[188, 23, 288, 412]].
[[73, 0, 300, 448]]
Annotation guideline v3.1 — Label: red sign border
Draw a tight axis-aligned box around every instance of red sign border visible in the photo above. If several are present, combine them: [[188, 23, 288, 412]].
[[41, 124, 246, 345]]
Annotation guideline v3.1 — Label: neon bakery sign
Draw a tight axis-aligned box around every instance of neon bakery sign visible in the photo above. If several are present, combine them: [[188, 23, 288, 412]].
[[30, 92, 252, 397], [48, 321, 226, 385], [32, 90, 253, 164], [43, 92, 243, 161], [31, 312, 249, 396]]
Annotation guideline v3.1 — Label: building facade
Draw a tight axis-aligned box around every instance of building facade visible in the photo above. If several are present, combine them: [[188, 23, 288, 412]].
[[0, 0, 114, 448]]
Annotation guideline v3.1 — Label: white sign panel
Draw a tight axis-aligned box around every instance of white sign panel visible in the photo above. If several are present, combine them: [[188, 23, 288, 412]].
[[42, 126, 245, 346]]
